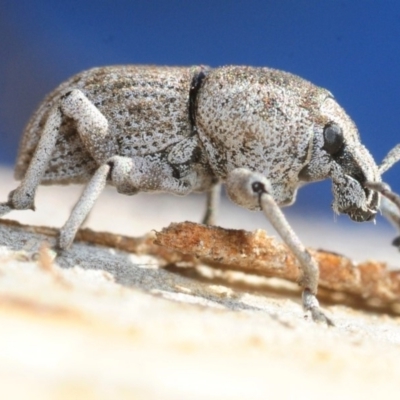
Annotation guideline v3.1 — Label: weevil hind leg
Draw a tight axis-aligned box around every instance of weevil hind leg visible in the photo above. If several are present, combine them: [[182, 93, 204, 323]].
[[1, 107, 63, 214], [60, 89, 116, 164], [225, 168, 333, 326], [1, 89, 116, 218]]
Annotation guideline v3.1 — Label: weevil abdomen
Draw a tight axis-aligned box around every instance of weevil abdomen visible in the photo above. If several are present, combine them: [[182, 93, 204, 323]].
[[15, 65, 208, 185]]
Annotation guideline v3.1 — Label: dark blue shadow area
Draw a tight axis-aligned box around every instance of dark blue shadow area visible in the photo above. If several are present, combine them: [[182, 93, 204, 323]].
[[1, 0, 399, 213]]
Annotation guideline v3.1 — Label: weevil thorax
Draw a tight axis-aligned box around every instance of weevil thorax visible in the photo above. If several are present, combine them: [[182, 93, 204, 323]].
[[196, 66, 328, 207], [196, 66, 380, 219]]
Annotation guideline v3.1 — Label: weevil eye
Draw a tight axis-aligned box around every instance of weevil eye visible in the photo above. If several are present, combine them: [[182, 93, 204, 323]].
[[323, 123, 344, 155]]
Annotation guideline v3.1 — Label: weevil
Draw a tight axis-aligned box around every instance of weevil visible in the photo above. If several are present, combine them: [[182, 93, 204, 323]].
[[1, 65, 400, 324]]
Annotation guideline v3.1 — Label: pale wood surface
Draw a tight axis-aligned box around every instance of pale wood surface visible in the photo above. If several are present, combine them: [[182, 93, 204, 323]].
[[1, 166, 400, 399]]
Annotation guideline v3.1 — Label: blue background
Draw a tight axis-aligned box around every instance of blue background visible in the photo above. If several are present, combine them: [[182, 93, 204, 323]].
[[1, 0, 399, 213]]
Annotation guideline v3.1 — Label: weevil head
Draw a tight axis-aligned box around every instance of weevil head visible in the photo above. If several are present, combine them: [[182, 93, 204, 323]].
[[299, 95, 381, 222]]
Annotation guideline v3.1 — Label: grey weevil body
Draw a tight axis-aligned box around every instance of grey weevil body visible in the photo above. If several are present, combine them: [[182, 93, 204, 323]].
[[2, 65, 400, 324]]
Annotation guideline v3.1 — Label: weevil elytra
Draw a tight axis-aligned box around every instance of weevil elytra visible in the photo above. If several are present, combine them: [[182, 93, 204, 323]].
[[1, 65, 400, 324]]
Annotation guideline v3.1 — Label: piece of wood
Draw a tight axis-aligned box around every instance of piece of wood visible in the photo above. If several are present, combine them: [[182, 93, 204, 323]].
[[154, 222, 400, 304], [1, 218, 400, 307]]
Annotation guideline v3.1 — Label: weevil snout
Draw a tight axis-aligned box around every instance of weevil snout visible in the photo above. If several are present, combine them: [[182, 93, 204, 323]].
[[331, 142, 381, 222], [352, 184, 380, 222], [333, 180, 378, 222]]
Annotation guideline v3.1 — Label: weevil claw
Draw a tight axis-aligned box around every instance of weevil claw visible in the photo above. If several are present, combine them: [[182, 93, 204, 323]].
[[309, 308, 335, 326], [392, 236, 400, 249], [303, 289, 334, 326]]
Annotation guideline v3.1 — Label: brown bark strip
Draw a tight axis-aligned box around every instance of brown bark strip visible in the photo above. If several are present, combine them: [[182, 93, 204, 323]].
[[1, 218, 400, 304], [154, 222, 400, 304]]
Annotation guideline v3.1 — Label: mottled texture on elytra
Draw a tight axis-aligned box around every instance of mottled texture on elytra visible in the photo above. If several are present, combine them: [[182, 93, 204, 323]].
[[15, 66, 204, 184]]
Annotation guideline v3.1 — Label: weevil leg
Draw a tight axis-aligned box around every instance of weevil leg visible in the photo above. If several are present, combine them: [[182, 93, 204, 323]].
[[58, 164, 110, 249], [381, 197, 400, 229], [380, 197, 400, 249], [2, 107, 63, 213], [202, 183, 221, 225], [59, 155, 196, 250], [365, 181, 400, 249], [379, 144, 400, 174], [60, 89, 116, 164], [258, 186, 333, 325], [0, 203, 12, 217], [109, 155, 196, 196], [226, 168, 333, 325], [1, 89, 116, 217]]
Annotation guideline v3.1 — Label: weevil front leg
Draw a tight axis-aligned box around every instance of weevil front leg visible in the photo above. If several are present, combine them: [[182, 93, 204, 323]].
[[58, 155, 195, 249], [364, 181, 400, 249], [226, 168, 333, 325], [380, 196, 400, 248], [0, 89, 116, 217]]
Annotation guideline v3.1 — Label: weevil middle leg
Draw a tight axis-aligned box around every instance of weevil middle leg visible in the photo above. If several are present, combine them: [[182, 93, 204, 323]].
[[202, 183, 222, 226], [58, 154, 197, 249]]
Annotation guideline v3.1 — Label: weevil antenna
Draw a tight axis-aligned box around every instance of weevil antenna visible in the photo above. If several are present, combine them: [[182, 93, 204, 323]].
[[379, 144, 400, 174], [364, 181, 400, 210]]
